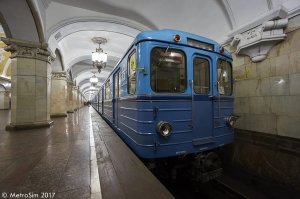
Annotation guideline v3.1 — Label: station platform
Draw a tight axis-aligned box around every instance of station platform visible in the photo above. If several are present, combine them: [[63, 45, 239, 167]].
[[90, 108, 173, 199], [0, 107, 173, 199]]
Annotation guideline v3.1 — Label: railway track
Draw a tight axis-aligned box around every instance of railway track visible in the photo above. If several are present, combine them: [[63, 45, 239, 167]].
[[212, 179, 249, 199]]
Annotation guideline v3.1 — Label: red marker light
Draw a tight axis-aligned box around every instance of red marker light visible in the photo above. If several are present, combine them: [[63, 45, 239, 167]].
[[220, 46, 225, 54], [173, 34, 181, 42]]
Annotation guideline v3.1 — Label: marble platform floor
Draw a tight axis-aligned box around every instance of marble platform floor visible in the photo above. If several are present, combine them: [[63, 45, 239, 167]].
[[0, 107, 91, 199]]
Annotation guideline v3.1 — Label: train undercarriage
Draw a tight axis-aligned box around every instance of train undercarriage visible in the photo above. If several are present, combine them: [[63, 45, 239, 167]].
[[146, 151, 223, 185]]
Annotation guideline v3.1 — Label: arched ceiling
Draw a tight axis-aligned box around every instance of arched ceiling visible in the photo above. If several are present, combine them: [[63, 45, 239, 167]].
[[1, 0, 300, 99]]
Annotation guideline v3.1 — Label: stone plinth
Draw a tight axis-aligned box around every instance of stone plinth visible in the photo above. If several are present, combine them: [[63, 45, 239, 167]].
[[0, 91, 10, 109], [50, 71, 67, 117]]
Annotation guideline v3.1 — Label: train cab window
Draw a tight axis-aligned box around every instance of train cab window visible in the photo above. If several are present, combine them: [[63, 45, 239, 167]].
[[105, 80, 111, 100], [128, 50, 136, 94], [193, 58, 210, 94], [217, 59, 232, 95], [151, 47, 186, 92]]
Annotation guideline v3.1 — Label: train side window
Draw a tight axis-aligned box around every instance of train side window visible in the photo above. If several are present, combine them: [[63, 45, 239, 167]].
[[193, 58, 210, 94], [128, 50, 136, 94], [151, 47, 186, 93], [105, 79, 111, 99], [115, 72, 120, 98], [217, 59, 232, 95]]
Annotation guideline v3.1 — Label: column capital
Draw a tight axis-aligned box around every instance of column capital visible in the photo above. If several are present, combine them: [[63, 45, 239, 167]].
[[51, 71, 67, 81], [1, 37, 54, 63], [67, 81, 74, 86]]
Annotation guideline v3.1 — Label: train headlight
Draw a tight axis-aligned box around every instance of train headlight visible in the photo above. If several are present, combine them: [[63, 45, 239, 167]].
[[156, 121, 172, 137], [225, 115, 239, 128]]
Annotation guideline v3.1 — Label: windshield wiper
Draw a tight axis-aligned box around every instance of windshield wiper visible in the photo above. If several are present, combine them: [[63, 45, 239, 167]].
[[157, 45, 170, 67]]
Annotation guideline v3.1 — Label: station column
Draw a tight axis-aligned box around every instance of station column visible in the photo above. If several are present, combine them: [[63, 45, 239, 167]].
[[77, 89, 81, 110], [50, 71, 67, 117], [66, 81, 74, 113], [0, 90, 10, 110], [1, 38, 53, 130], [72, 86, 78, 111]]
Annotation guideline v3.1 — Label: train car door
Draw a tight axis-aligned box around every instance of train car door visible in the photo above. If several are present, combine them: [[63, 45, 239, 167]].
[[192, 56, 213, 145], [113, 70, 120, 126]]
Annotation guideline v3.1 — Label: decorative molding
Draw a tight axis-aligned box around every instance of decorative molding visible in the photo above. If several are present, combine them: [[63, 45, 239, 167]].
[[51, 71, 67, 80], [227, 6, 288, 38], [1, 37, 48, 48], [220, 0, 236, 29], [46, 16, 151, 41], [230, 18, 288, 62], [26, 0, 46, 43], [67, 81, 74, 86], [1, 37, 53, 63]]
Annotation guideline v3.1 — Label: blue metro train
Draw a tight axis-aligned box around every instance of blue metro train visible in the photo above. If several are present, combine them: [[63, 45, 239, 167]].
[[92, 29, 236, 180]]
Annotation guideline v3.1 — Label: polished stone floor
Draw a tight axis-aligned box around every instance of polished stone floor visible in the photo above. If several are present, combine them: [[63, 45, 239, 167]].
[[0, 108, 91, 199]]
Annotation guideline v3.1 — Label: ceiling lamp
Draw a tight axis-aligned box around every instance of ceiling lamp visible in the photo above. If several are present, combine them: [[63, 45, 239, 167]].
[[90, 72, 98, 83], [92, 37, 108, 73]]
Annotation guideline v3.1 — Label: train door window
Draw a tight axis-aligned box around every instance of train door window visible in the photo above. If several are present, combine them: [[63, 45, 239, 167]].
[[119, 70, 122, 97], [128, 50, 136, 94], [193, 58, 210, 94], [217, 59, 232, 95], [115, 72, 120, 98], [105, 79, 111, 99], [151, 47, 186, 92]]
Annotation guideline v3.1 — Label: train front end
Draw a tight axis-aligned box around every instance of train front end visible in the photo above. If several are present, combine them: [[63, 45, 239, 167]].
[[125, 30, 235, 160]]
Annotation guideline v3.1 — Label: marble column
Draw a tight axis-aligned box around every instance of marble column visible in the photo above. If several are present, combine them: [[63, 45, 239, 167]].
[[67, 81, 74, 113], [0, 91, 10, 109], [50, 71, 67, 117], [72, 86, 78, 111], [77, 89, 81, 110], [80, 94, 83, 108], [1, 38, 53, 130]]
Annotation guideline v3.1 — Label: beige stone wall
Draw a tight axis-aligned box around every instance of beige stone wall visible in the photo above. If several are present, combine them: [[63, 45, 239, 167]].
[[67, 82, 74, 112], [72, 87, 78, 111], [0, 91, 10, 109], [50, 78, 67, 116], [10, 57, 51, 125], [232, 15, 300, 139]]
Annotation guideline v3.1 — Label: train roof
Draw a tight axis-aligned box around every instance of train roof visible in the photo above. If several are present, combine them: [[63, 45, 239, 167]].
[[134, 29, 231, 57]]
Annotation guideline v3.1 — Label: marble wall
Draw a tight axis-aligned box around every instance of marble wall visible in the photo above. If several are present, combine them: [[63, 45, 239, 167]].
[[72, 86, 78, 111], [10, 57, 52, 127], [232, 15, 300, 139], [50, 72, 67, 117], [223, 15, 300, 191], [0, 91, 10, 109], [67, 82, 74, 113]]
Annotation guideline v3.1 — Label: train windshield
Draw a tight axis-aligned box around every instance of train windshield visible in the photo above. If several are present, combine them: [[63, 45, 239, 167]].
[[150, 47, 186, 93], [217, 59, 232, 95]]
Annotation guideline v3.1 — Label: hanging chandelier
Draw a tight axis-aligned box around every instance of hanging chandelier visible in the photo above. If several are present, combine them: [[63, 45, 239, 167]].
[[90, 71, 98, 90], [90, 73, 98, 83], [91, 37, 108, 73]]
